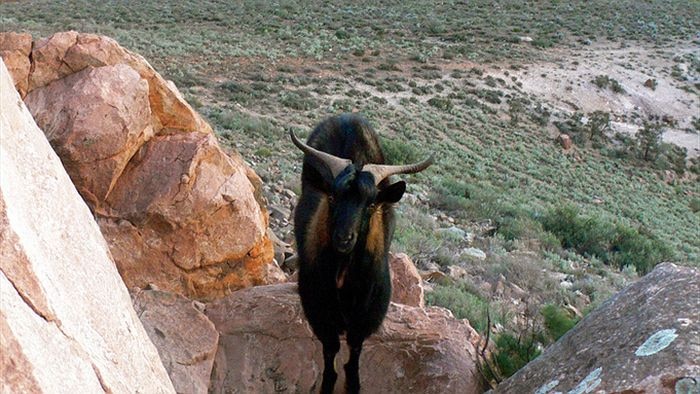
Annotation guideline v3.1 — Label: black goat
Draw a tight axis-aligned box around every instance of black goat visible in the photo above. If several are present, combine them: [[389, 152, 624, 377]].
[[291, 114, 433, 393]]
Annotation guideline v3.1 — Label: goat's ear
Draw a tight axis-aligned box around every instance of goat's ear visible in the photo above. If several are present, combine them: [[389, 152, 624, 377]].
[[377, 181, 406, 204]]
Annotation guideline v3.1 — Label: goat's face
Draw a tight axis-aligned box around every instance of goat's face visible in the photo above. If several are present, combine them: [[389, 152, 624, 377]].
[[329, 165, 406, 254]]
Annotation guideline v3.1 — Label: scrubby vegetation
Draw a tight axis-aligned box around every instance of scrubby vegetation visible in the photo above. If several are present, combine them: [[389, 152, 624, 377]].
[[3, 0, 698, 387]]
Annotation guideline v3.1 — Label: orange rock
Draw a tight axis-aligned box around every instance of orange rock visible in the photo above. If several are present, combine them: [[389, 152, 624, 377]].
[[28, 31, 79, 91], [557, 133, 573, 150], [206, 283, 486, 393], [25, 64, 153, 210], [132, 289, 219, 393], [26, 31, 211, 135], [0, 32, 32, 97], [20, 31, 274, 301], [389, 252, 425, 307]]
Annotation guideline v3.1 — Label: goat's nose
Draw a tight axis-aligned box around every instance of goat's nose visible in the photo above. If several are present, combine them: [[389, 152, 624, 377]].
[[334, 232, 356, 252]]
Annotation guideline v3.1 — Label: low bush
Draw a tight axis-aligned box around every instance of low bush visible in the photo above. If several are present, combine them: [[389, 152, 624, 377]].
[[541, 304, 577, 341], [540, 205, 674, 273], [425, 282, 492, 332], [492, 332, 542, 378]]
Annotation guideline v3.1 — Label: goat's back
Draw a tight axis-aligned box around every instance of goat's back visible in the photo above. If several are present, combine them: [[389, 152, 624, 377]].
[[308, 113, 384, 162]]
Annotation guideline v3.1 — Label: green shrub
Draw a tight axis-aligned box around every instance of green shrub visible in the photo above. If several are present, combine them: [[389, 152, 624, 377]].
[[425, 283, 491, 332], [636, 121, 663, 161], [690, 198, 700, 213], [427, 96, 453, 112], [540, 205, 673, 273], [593, 75, 611, 89], [592, 75, 625, 93], [541, 304, 577, 341], [381, 138, 421, 165], [493, 333, 541, 378], [587, 111, 611, 141], [541, 205, 613, 259], [279, 91, 316, 110], [608, 225, 674, 274], [207, 110, 276, 139]]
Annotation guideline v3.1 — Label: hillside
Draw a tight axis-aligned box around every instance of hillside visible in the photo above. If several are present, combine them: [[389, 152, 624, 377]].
[[2, 0, 698, 385]]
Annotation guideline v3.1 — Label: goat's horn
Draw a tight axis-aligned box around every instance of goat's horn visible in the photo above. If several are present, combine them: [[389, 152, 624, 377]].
[[363, 155, 435, 185], [289, 128, 352, 178]]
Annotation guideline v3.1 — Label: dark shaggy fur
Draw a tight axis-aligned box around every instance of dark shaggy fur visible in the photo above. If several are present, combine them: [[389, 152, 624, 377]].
[[294, 114, 404, 393]]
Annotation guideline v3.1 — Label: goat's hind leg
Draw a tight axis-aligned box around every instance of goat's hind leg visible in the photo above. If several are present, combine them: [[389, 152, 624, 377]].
[[320, 334, 340, 394], [344, 333, 365, 394]]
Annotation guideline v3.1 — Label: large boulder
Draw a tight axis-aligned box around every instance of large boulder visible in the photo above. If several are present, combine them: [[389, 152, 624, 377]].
[[494, 262, 700, 393], [24, 63, 153, 210], [4, 32, 277, 300], [0, 32, 32, 96], [205, 283, 485, 394], [132, 289, 219, 394], [389, 252, 425, 307], [26, 31, 211, 134], [0, 59, 174, 393]]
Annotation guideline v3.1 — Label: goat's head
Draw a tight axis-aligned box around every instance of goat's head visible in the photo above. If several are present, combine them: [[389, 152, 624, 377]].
[[290, 129, 433, 254]]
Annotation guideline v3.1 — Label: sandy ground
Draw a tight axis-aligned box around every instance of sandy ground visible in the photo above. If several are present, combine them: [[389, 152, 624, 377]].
[[507, 42, 699, 157]]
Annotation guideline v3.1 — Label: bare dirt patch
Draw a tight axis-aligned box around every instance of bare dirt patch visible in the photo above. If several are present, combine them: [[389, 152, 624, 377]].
[[504, 42, 699, 157]]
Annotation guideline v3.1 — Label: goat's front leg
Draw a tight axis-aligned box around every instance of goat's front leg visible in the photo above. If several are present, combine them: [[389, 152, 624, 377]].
[[344, 333, 365, 394], [320, 334, 340, 394]]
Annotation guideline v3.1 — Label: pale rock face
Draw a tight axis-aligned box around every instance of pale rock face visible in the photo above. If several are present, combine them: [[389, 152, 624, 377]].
[[389, 252, 425, 307], [131, 289, 219, 394], [0, 59, 174, 393], [206, 283, 486, 394], [494, 262, 700, 394], [5, 32, 276, 300]]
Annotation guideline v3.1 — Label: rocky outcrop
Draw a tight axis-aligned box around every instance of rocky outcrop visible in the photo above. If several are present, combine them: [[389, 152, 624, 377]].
[[25, 63, 153, 209], [0, 32, 31, 96], [0, 59, 174, 393], [1, 31, 277, 300], [132, 289, 219, 394], [389, 253, 425, 307], [494, 262, 700, 393], [206, 283, 485, 394]]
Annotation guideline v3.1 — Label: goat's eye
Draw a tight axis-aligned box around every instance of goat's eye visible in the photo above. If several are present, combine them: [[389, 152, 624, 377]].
[[327, 195, 335, 204]]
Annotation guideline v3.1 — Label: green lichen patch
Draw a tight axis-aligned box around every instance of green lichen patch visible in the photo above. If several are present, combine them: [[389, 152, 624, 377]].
[[569, 367, 602, 394], [635, 328, 678, 357]]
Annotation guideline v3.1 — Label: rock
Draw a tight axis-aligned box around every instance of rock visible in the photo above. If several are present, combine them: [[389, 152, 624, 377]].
[[25, 64, 153, 210], [24, 31, 211, 135], [421, 270, 449, 284], [283, 254, 299, 273], [16, 32, 275, 300], [463, 247, 487, 261], [420, 260, 442, 272], [131, 289, 219, 394], [269, 204, 292, 222], [0, 59, 174, 393], [494, 263, 700, 393], [519, 36, 534, 43], [0, 32, 32, 97], [28, 31, 81, 91], [447, 265, 469, 281], [644, 78, 657, 90], [101, 132, 274, 299], [269, 229, 291, 264], [557, 133, 573, 150], [206, 283, 485, 394], [265, 260, 289, 284], [437, 225, 466, 239], [389, 253, 425, 308]]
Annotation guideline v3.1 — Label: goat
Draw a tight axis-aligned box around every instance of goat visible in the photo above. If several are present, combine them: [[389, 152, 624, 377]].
[[290, 114, 433, 393]]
